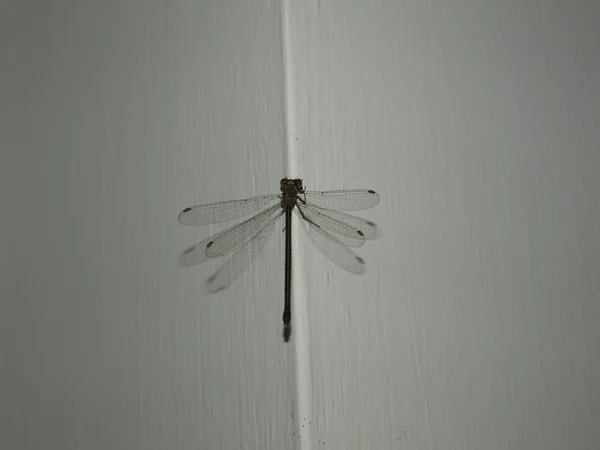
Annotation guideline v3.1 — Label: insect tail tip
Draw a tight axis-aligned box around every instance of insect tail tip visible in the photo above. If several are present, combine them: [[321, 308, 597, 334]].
[[283, 324, 292, 342]]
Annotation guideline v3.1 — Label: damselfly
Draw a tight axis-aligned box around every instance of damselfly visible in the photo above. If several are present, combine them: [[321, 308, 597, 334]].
[[178, 178, 380, 341]]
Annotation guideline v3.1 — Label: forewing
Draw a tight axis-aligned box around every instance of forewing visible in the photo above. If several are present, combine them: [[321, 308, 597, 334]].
[[303, 189, 379, 211], [178, 194, 280, 226]]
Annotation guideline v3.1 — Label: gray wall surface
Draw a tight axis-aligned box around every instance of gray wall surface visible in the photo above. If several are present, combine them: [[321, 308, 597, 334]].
[[2, 1, 599, 449]]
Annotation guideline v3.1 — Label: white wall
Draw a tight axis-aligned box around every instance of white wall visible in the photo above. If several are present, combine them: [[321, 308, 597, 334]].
[[2, 0, 599, 449]]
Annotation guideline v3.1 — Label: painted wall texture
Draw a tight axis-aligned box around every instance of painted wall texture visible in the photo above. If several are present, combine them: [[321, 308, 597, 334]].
[[2, 0, 599, 449]]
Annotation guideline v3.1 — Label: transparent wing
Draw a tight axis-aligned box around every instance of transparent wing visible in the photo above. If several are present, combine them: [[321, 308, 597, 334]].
[[206, 219, 277, 293], [313, 208, 379, 240], [298, 215, 366, 274], [178, 194, 280, 226], [303, 189, 379, 211], [205, 204, 284, 257], [296, 204, 365, 248]]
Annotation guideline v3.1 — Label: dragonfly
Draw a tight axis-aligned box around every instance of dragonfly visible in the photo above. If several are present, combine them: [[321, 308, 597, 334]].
[[178, 178, 380, 341]]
